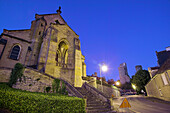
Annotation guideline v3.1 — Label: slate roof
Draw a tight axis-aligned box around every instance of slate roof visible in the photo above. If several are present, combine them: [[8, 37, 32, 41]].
[[157, 58, 170, 74], [156, 50, 170, 67], [0, 33, 31, 43]]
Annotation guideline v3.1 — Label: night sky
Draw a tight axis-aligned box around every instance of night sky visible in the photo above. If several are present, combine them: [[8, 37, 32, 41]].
[[0, 0, 170, 81]]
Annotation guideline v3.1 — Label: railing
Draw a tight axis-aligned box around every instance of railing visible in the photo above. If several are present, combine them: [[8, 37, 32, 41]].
[[83, 82, 111, 107], [58, 78, 84, 98]]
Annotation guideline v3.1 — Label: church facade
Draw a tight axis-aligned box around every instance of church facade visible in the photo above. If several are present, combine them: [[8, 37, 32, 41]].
[[0, 7, 86, 87]]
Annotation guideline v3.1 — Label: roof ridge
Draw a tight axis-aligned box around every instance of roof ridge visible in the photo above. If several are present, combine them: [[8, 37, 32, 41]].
[[3, 29, 30, 32]]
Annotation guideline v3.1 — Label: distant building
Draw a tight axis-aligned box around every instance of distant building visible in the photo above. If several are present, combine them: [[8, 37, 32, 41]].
[[146, 47, 170, 101], [118, 63, 130, 84], [135, 65, 142, 72], [148, 47, 170, 78]]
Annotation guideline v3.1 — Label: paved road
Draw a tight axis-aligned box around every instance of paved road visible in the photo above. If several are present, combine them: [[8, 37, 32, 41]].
[[112, 95, 170, 113]]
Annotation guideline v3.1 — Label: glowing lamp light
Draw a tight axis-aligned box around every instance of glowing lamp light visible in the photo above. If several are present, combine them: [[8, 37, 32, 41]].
[[101, 65, 108, 72], [116, 81, 120, 86], [132, 84, 136, 90]]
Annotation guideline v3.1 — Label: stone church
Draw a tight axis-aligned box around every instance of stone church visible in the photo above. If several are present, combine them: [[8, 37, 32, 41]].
[[0, 7, 86, 87]]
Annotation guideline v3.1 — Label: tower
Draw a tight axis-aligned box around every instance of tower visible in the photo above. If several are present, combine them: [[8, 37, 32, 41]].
[[118, 63, 130, 84]]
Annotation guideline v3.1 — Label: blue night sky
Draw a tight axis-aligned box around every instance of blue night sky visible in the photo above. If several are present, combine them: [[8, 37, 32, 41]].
[[0, 0, 170, 81]]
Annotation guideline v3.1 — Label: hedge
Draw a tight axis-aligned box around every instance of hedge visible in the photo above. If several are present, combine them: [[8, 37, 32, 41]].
[[0, 83, 85, 113]]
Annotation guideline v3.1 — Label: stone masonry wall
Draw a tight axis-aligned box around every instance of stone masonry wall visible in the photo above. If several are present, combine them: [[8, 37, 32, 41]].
[[145, 70, 170, 101], [13, 68, 53, 93], [97, 84, 120, 98], [0, 68, 11, 82]]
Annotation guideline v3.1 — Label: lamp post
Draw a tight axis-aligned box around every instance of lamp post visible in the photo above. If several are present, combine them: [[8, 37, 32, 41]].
[[100, 64, 108, 92]]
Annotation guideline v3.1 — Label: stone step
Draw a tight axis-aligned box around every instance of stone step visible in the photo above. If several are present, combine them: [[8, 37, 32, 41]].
[[87, 98, 103, 101], [86, 106, 109, 110], [75, 87, 112, 113], [87, 102, 110, 107], [87, 97, 97, 99], [85, 94, 94, 97], [87, 97, 100, 102], [87, 103, 103, 107], [99, 111, 116, 113], [87, 100, 102, 104], [86, 108, 111, 113]]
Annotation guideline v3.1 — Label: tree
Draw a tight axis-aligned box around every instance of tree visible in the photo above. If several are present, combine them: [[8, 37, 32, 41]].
[[131, 70, 151, 94], [121, 82, 132, 89], [107, 79, 115, 85], [8, 63, 25, 87]]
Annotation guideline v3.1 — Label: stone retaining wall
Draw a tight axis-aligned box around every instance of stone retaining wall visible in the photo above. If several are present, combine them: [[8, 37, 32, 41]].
[[13, 68, 53, 93], [0, 68, 11, 82]]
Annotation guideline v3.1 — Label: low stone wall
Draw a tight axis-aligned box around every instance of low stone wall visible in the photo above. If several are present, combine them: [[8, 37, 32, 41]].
[[83, 82, 109, 102], [97, 84, 120, 98], [85, 77, 120, 98], [13, 68, 53, 93], [0, 68, 11, 83]]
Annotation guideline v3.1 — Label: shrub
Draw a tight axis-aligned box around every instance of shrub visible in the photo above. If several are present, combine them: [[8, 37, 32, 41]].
[[52, 79, 60, 93], [45, 86, 51, 93], [8, 63, 25, 87], [60, 81, 67, 94], [52, 79, 67, 95], [0, 83, 85, 113]]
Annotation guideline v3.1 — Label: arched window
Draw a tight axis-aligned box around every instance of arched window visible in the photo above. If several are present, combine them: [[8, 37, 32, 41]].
[[9, 45, 21, 60], [56, 41, 68, 65]]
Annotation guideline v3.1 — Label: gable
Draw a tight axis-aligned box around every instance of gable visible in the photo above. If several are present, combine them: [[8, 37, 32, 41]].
[[35, 13, 66, 26]]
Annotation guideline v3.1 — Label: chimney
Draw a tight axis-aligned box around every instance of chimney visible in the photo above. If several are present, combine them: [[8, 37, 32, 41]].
[[166, 47, 170, 51]]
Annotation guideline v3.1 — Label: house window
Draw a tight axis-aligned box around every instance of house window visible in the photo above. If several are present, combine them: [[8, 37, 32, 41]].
[[0, 44, 5, 59], [159, 89, 163, 96], [166, 72, 170, 82], [9, 45, 21, 60], [161, 74, 168, 85]]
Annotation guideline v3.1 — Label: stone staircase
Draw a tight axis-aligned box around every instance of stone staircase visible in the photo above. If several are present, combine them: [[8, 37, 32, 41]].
[[76, 86, 115, 113]]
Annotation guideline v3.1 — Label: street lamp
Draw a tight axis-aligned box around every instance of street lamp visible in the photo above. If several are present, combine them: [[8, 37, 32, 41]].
[[101, 65, 108, 72], [100, 64, 108, 92], [115, 81, 120, 86]]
